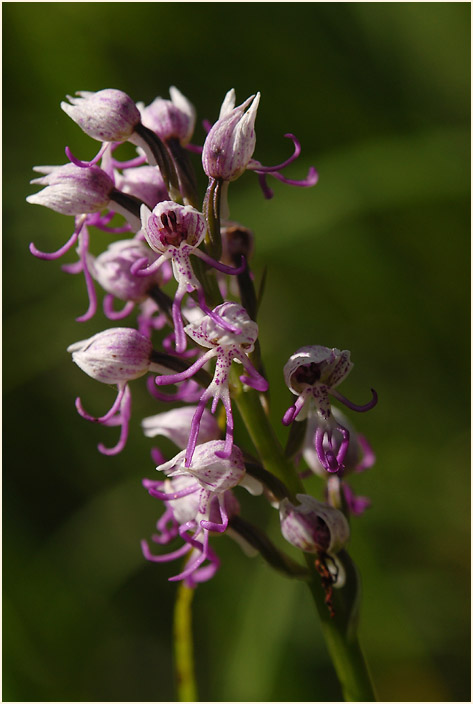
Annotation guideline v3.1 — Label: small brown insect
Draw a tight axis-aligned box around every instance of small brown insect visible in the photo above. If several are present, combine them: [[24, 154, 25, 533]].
[[314, 553, 338, 619]]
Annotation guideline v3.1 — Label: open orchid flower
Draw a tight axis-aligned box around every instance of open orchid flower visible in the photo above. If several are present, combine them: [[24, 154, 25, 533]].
[[282, 346, 377, 474], [154, 302, 268, 466], [132, 200, 247, 352], [141, 441, 262, 585]]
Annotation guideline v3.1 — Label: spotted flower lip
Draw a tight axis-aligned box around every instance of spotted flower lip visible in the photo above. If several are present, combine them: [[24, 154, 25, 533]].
[[26, 163, 115, 216], [61, 89, 141, 143], [202, 92, 260, 182], [279, 494, 350, 555], [140, 86, 196, 145]]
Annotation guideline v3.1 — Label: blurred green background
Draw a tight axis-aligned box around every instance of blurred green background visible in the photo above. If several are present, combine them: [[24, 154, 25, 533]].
[[3, 2, 470, 702]]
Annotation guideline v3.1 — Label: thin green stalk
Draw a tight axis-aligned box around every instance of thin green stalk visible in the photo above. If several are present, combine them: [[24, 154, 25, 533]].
[[173, 582, 198, 702], [232, 381, 376, 701]]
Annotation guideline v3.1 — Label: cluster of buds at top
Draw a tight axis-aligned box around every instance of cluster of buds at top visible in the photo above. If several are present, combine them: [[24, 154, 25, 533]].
[[27, 84, 377, 598]]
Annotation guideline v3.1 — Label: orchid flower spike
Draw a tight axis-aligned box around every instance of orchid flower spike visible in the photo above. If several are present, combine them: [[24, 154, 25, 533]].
[[68, 327, 167, 455], [141, 441, 262, 584], [154, 302, 268, 466], [282, 345, 377, 474], [135, 201, 247, 352]]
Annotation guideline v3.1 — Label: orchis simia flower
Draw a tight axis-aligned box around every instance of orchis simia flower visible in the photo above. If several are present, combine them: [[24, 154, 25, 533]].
[[68, 328, 168, 455], [132, 200, 247, 352], [154, 302, 268, 466], [141, 441, 262, 585], [302, 407, 376, 516], [282, 346, 377, 474]]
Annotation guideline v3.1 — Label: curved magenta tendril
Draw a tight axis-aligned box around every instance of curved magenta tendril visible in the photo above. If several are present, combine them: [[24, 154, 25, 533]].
[[141, 538, 192, 563], [329, 388, 378, 413], [154, 348, 217, 386], [168, 531, 209, 582], [248, 133, 302, 173], [213, 394, 234, 460], [196, 288, 242, 336], [62, 260, 83, 274], [75, 382, 127, 423], [200, 495, 229, 533], [29, 219, 84, 260], [355, 435, 376, 473], [75, 228, 98, 323], [65, 143, 108, 168], [193, 248, 247, 275], [103, 295, 135, 321], [282, 391, 307, 426], [147, 483, 200, 501], [98, 385, 132, 455], [185, 389, 212, 467]]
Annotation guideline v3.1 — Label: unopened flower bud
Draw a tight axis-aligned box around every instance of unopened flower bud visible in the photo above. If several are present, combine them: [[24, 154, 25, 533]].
[[68, 327, 152, 384], [202, 92, 260, 182], [114, 166, 169, 209], [90, 240, 162, 302], [221, 223, 254, 265], [279, 494, 350, 555], [140, 86, 196, 145], [61, 89, 141, 142], [26, 163, 114, 216]]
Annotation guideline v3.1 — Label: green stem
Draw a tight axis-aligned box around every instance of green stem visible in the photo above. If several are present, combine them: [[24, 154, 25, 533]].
[[233, 381, 376, 701], [173, 582, 198, 702]]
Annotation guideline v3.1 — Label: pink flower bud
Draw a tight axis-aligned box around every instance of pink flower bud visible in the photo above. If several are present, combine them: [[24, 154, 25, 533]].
[[114, 166, 169, 209], [67, 327, 152, 384], [26, 163, 114, 216], [202, 92, 260, 182], [140, 86, 196, 145], [91, 239, 162, 302], [61, 89, 141, 142], [279, 494, 350, 555]]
